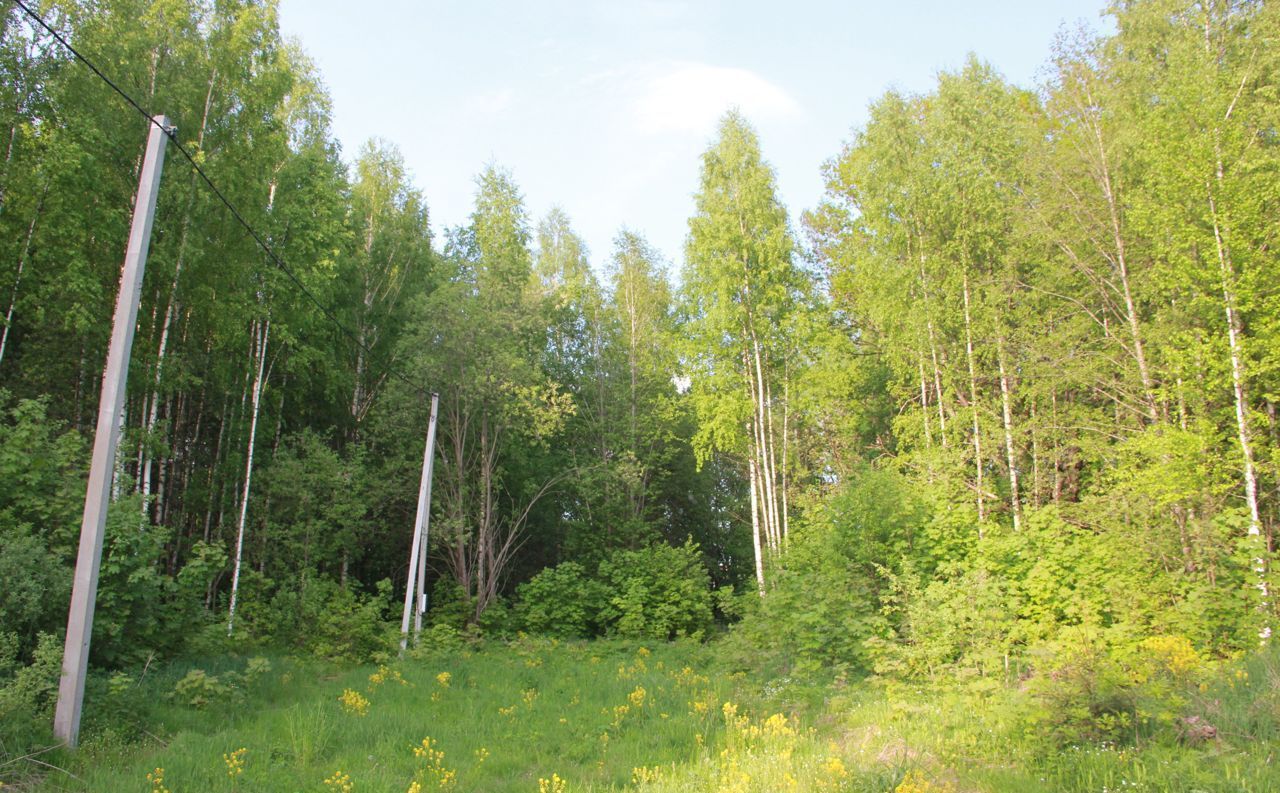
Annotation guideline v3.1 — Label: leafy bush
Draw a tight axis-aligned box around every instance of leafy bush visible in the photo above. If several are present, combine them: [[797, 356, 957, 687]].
[[0, 631, 62, 722], [514, 561, 607, 638], [732, 467, 920, 675], [236, 574, 395, 662], [869, 563, 1020, 683], [597, 539, 713, 640]]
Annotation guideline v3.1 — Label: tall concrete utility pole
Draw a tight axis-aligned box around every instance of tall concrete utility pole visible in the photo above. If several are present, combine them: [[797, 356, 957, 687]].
[[54, 117, 170, 747], [413, 393, 440, 638], [400, 392, 439, 652]]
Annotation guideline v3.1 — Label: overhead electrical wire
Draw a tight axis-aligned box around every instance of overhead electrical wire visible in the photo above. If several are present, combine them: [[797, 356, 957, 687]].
[[9, 0, 432, 399]]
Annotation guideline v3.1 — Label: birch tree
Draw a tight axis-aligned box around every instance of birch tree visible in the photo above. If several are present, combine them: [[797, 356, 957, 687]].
[[682, 111, 805, 592]]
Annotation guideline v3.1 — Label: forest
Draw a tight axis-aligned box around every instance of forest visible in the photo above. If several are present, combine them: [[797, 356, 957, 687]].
[[2, 0, 1279, 791]]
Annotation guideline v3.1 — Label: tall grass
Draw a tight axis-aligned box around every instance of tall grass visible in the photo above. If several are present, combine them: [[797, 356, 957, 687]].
[[13, 640, 1280, 792]]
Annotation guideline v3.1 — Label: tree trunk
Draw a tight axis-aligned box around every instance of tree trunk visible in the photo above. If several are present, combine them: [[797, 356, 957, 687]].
[[0, 204, 40, 368], [227, 316, 269, 635], [997, 339, 1021, 530], [1208, 181, 1268, 642], [748, 454, 765, 595], [962, 269, 985, 525]]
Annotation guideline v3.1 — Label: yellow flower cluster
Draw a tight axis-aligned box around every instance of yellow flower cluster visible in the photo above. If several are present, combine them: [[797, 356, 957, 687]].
[[223, 746, 248, 779], [324, 770, 353, 792], [339, 688, 370, 716], [369, 665, 410, 689], [537, 773, 566, 793], [146, 767, 170, 793], [436, 671, 452, 688], [816, 757, 848, 790], [410, 736, 457, 790], [894, 770, 956, 793], [674, 665, 710, 688], [628, 685, 647, 708]]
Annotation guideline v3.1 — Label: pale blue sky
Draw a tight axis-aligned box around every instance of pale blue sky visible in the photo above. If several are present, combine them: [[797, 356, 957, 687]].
[[277, 0, 1111, 272]]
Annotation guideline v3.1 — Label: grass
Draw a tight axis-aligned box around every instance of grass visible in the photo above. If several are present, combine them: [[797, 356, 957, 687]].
[[7, 638, 1280, 792], [25, 638, 745, 792]]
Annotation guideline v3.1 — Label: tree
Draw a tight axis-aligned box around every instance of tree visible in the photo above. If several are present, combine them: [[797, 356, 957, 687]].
[[682, 111, 806, 592]]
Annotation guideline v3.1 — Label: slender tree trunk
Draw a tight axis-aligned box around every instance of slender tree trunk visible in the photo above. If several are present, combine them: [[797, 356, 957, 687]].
[[1051, 391, 1062, 504], [0, 206, 39, 368], [916, 230, 948, 445], [1087, 93, 1158, 420], [920, 357, 932, 447], [1030, 398, 1040, 509], [228, 317, 269, 635], [750, 334, 780, 553], [997, 339, 1021, 531], [204, 390, 230, 542], [1208, 181, 1268, 641], [748, 453, 765, 595], [962, 269, 985, 526], [781, 375, 790, 547]]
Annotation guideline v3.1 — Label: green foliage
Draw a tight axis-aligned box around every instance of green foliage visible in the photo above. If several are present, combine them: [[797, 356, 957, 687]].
[[734, 468, 919, 675], [871, 563, 1020, 685], [514, 561, 607, 639], [0, 394, 81, 655], [166, 656, 274, 710], [93, 495, 182, 665], [597, 540, 714, 640], [0, 631, 62, 722], [237, 575, 394, 663], [168, 668, 236, 709]]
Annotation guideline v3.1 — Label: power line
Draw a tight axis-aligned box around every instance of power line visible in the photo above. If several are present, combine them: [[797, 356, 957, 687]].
[[9, 0, 430, 399]]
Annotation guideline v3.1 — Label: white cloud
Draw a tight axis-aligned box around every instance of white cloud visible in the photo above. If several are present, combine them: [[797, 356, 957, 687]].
[[462, 88, 513, 117], [633, 61, 801, 136]]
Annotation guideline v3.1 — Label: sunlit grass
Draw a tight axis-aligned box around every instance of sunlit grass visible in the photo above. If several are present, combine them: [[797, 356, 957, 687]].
[[22, 640, 1280, 792]]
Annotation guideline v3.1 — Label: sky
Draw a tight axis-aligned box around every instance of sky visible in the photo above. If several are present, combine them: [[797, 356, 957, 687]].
[[276, 0, 1112, 274]]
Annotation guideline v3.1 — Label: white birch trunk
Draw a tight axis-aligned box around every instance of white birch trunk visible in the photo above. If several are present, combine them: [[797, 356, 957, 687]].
[[748, 454, 765, 595], [1208, 185, 1269, 642], [997, 340, 1021, 531], [0, 210, 38, 368], [227, 317, 269, 635], [962, 270, 985, 525]]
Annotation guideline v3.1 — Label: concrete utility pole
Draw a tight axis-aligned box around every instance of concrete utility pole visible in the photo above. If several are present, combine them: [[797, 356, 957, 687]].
[[54, 116, 170, 747], [400, 392, 439, 652]]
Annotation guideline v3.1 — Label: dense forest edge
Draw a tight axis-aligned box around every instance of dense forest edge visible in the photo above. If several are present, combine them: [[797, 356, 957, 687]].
[[2, 0, 1280, 790]]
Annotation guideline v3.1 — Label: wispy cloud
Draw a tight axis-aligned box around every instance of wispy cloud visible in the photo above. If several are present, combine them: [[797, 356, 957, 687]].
[[462, 88, 514, 117], [632, 61, 802, 136]]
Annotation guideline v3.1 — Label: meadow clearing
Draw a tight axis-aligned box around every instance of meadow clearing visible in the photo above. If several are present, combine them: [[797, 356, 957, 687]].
[[13, 635, 1278, 793]]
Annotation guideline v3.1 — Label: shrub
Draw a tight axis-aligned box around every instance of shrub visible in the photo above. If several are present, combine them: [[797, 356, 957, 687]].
[[597, 539, 713, 640], [732, 467, 920, 675], [514, 561, 607, 638]]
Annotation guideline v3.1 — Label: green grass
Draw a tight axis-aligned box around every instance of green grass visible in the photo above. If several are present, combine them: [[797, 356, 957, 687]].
[[10, 640, 1280, 792], [26, 638, 744, 792]]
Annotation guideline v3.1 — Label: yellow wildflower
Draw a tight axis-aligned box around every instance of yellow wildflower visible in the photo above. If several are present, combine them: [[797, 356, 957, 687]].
[[339, 688, 370, 716], [146, 767, 171, 793], [223, 746, 248, 778]]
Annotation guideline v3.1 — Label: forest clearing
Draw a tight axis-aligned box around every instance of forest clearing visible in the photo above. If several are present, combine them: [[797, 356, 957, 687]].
[[13, 638, 1280, 792], [3, 1, 1280, 790]]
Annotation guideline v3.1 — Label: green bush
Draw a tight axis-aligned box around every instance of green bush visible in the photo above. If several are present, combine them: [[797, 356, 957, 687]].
[[731, 467, 919, 675], [0, 631, 62, 722], [597, 539, 713, 640], [236, 573, 394, 662], [514, 561, 607, 638]]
